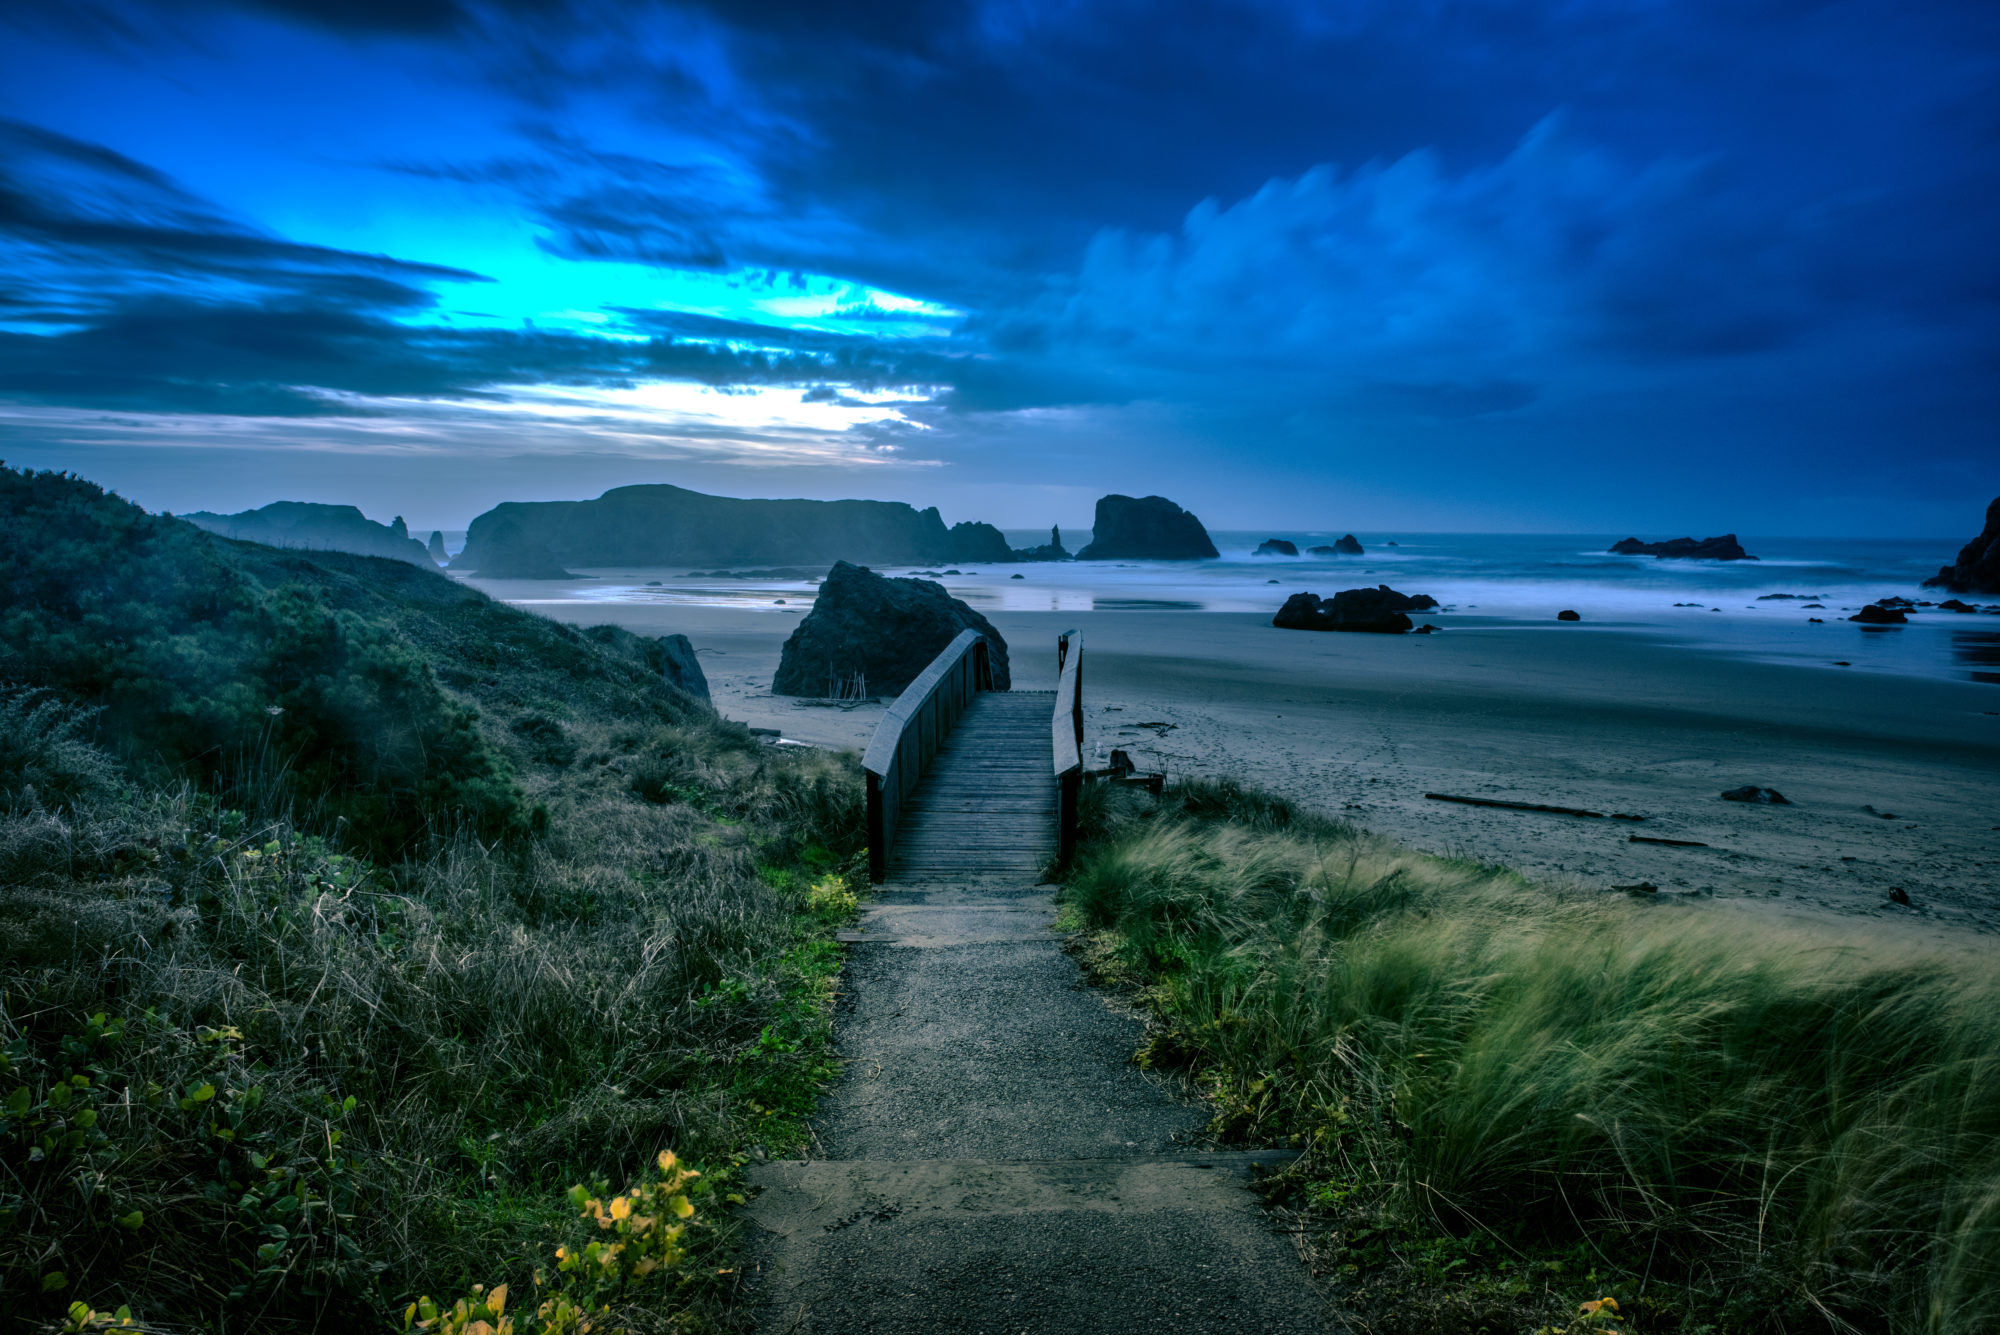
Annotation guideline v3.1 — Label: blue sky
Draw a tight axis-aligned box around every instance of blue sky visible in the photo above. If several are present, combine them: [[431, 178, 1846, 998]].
[[0, 0, 1994, 535]]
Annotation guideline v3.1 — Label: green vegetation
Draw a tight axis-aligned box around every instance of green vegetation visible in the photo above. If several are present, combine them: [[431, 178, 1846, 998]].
[[1063, 779, 2000, 1335], [1, 467, 866, 1331]]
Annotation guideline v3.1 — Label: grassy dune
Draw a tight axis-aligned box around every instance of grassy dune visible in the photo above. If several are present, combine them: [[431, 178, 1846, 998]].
[[1, 469, 866, 1332], [1064, 780, 2000, 1335]]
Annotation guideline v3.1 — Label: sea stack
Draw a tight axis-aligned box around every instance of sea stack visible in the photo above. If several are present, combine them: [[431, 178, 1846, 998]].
[[773, 561, 1011, 696], [1922, 496, 2000, 594], [428, 530, 448, 563], [1609, 534, 1757, 561], [1075, 495, 1219, 560], [1254, 539, 1300, 557]]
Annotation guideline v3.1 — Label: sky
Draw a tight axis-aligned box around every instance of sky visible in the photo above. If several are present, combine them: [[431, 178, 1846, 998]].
[[0, 0, 1994, 537]]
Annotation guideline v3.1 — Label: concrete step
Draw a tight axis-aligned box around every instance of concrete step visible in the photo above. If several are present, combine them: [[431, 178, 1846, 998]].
[[744, 1154, 1322, 1334]]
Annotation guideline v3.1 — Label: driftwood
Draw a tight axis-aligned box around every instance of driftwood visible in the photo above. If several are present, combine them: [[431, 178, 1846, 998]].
[[1425, 793, 1646, 821], [1628, 834, 1711, 847]]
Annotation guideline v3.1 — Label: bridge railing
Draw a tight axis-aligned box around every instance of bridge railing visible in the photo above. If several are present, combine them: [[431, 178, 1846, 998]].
[[1053, 631, 1084, 870], [862, 628, 995, 882]]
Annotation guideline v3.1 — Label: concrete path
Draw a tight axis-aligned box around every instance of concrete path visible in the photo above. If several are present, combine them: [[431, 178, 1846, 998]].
[[743, 697, 1325, 1333]]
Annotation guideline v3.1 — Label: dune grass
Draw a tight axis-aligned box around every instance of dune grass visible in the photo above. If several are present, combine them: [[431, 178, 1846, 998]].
[[1063, 779, 2000, 1334]]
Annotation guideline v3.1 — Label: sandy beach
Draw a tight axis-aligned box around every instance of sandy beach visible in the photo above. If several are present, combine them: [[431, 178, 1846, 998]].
[[502, 589, 2000, 938]]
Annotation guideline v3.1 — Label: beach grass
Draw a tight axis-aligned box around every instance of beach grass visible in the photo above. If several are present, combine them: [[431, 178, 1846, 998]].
[[1062, 778, 2000, 1334]]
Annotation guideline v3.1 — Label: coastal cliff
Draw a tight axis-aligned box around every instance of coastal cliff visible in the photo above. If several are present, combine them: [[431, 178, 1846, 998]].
[[1075, 494, 1219, 560], [181, 501, 437, 566], [1923, 496, 2000, 594], [455, 484, 1050, 571]]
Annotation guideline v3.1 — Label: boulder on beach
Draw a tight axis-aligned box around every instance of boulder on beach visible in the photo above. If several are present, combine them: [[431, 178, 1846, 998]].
[[1850, 603, 1908, 624], [1254, 538, 1300, 557], [1609, 534, 1757, 561], [1075, 495, 1219, 560], [1273, 584, 1438, 634], [1557, 609, 1582, 622], [1923, 496, 2000, 594], [1722, 785, 1791, 805], [773, 560, 1010, 697]]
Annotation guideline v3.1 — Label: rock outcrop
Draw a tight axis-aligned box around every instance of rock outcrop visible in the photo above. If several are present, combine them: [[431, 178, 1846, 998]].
[[1557, 609, 1582, 622], [182, 501, 438, 566], [1609, 534, 1757, 561], [457, 483, 1007, 572], [946, 521, 1014, 564], [1254, 539, 1299, 557], [427, 530, 448, 562], [1075, 495, 1219, 560], [1334, 534, 1364, 555], [1850, 603, 1907, 624], [1272, 585, 1438, 634], [1009, 525, 1069, 562], [465, 519, 576, 579], [1923, 496, 2000, 594], [655, 633, 709, 701], [773, 561, 1011, 697]]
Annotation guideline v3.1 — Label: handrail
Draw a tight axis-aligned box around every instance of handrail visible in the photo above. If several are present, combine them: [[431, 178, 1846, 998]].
[[1052, 631, 1084, 871], [862, 628, 993, 882]]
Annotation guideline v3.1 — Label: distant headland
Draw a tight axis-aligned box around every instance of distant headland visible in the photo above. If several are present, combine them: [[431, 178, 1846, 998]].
[[181, 501, 437, 566]]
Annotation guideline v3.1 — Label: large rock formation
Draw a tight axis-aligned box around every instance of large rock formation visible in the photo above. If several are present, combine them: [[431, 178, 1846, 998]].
[[427, 530, 448, 563], [1923, 496, 2000, 594], [1254, 539, 1300, 557], [1075, 495, 1219, 560], [1609, 534, 1757, 561], [946, 521, 1014, 564], [1273, 585, 1438, 634], [457, 483, 1005, 572], [181, 501, 437, 566], [773, 561, 1011, 697], [465, 519, 576, 579]]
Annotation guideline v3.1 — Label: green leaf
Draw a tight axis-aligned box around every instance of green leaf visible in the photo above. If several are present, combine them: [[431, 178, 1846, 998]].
[[118, 1210, 145, 1230], [42, 1271, 68, 1292], [188, 1082, 216, 1104]]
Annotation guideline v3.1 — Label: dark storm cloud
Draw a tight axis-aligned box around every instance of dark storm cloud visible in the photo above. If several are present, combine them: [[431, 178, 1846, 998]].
[[0, 118, 481, 326]]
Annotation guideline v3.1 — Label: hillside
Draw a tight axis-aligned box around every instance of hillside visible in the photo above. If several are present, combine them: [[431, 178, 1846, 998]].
[[0, 466, 865, 1332]]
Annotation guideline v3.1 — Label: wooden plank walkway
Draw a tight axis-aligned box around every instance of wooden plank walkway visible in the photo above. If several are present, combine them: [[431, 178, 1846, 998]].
[[885, 690, 1057, 881]]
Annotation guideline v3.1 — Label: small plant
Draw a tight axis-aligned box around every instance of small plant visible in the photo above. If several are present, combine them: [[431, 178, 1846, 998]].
[[405, 1151, 705, 1335]]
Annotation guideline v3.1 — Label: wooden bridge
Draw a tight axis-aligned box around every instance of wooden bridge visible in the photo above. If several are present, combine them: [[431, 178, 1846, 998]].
[[861, 628, 1084, 883]]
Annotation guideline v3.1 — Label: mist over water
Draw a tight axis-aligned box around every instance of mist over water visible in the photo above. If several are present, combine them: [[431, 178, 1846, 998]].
[[488, 532, 1994, 687]]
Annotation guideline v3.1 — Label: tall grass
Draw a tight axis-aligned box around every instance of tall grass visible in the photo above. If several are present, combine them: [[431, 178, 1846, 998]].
[[1065, 780, 2000, 1334], [2, 698, 865, 1332]]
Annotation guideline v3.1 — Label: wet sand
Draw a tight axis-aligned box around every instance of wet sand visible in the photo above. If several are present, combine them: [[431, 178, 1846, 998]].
[[518, 597, 2000, 936]]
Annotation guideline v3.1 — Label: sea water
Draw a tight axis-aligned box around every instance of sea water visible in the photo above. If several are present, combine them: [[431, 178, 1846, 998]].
[[490, 530, 1996, 687]]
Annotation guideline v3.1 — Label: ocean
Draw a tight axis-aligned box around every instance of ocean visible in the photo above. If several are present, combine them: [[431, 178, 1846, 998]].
[[489, 530, 1997, 688]]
